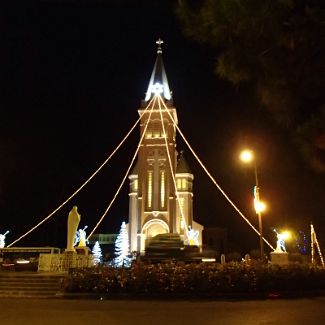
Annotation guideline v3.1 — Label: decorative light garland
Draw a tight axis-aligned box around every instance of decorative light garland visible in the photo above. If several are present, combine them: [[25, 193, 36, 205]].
[[9, 88, 301, 253], [156, 94, 189, 241], [158, 95, 275, 250], [311, 223, 324, 267], [157, 96, 189, 240], [87, 97, 158, 239], [8, 96, 157, 247]]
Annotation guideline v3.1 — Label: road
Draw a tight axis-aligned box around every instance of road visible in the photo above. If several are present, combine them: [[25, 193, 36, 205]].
[[1, 297, 324, 325]]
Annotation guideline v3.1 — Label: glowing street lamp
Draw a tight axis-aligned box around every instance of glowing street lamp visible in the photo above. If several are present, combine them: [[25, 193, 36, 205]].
[[240, 149, 265, 260], [254, 198, 266, 214], [240, 150, 254, 163]]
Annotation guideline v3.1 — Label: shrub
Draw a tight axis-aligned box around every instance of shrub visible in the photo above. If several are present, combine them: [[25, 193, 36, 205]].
[[63, 261, 325, 298]]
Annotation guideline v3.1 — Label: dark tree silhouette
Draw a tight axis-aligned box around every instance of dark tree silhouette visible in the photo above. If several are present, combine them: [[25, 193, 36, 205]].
[[176, 0, 325, 172]]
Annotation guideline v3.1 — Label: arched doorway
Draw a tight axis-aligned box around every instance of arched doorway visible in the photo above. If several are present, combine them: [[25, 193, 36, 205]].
[[141, 219, 169, 250]]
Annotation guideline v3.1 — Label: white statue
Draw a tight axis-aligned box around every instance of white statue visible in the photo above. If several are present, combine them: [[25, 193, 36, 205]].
[[66, 206, 81, 252], [74, 226, 88, 247], [274, 229, 288, 253], [0, 231, 9, 248], [187, 226, 199, 246]]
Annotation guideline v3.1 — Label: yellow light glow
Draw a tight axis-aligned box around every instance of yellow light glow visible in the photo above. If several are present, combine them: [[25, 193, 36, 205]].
[[202, 258, 216, 262], [160, 171, 165, 208], [240, 149, 254, 163], [281, 231, 291, 240], [177, 179, 181, 189], [254, 200, 266, 213], [148, 171, 153, 208]]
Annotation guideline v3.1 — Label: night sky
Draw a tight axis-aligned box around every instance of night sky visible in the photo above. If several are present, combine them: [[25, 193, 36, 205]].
[[1, 1, 324, 252]]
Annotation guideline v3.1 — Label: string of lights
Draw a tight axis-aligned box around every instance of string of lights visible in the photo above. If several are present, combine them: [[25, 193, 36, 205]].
[[87, 96, 158, 240], [7, 96, 157, 247], [160, 96, 275, 250], [311, 223, 324, 267], [157, 95, 189, 239], [9, 91, 276, 251]]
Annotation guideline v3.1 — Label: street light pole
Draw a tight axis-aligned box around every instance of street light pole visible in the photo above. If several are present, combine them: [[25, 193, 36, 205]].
[[253, 161, 264, 260], [240, 149, 265, 261]]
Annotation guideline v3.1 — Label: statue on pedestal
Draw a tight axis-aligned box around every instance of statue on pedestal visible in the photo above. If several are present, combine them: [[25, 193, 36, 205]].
[[271, 229, 290, 265], [274, 229, 288, 253]]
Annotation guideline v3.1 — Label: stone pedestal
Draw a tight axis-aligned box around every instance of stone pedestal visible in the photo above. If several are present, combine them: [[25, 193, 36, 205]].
[[270, 251, 289, 265], [75, 246, 90, 256], [63, 250, 77, 270]]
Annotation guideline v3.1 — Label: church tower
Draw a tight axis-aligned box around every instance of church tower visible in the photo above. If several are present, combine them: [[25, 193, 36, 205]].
[[128, 39, 203, 253]]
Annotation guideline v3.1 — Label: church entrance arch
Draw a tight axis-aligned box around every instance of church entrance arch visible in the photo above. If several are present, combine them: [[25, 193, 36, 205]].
[[141, 219, 169, 249]]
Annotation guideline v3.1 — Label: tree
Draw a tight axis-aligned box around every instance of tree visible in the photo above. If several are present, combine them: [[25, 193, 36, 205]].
[[112, 221, 131, 268], [92, 241, 103, 265], [176, 0, 325, 172]]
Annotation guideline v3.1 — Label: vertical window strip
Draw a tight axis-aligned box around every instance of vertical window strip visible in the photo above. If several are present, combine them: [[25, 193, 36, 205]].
[[148, 171, 153, 208], [160, 170, 165, 208], [182, 179, 186, 190], [177, 179, 181, 189]]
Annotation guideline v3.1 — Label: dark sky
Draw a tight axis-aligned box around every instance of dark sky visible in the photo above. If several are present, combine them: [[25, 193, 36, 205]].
[[1, 1, 324, 252]]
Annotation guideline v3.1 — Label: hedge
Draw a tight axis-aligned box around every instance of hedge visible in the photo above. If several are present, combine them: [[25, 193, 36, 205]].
[[63, 261, 325, 298]]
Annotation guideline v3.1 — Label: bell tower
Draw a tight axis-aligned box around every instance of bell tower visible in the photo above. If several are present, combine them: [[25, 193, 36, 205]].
[[128, 39, 203, 253]]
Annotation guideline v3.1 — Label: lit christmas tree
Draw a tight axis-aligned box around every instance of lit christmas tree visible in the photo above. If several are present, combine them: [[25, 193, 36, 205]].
[[113, 221, 131, 268], [92, 241, 103, 265]]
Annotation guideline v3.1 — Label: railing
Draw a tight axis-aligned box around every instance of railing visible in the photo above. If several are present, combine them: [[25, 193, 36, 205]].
[[38, 253, 94, 272]]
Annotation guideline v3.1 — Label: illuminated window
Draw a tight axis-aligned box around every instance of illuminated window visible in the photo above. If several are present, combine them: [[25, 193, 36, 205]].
[[160, 171, 165, 208], [147, 171, 153, 208], [177, 179, 181, 189], [182, 179, 186, 190]]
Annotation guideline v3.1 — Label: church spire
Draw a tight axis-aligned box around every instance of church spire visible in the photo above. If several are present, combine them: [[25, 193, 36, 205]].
[[144, 38, 172, 102]]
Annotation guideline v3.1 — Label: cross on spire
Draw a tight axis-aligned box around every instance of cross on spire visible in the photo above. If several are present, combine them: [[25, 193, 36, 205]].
[[156, 38, 164, 54]]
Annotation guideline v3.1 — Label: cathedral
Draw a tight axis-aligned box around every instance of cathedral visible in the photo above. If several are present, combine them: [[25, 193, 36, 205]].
[[128, 40, 203, 253]]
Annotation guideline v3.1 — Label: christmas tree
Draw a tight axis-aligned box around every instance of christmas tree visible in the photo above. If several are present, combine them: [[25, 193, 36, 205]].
[[113, 221, 131, 268], [92, 241, 103, 265]]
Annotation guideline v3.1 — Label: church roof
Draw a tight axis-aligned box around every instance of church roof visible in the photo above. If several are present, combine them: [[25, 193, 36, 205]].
[[176, 151, 192, 174], [144, 38, 172, 102]]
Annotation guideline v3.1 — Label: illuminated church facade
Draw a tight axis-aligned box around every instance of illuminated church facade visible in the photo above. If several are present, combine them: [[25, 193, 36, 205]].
[[128, 40, 203, 253]]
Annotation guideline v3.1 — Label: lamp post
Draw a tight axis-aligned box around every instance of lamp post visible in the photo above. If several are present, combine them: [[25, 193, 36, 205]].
[[240, 150, 265, 260]]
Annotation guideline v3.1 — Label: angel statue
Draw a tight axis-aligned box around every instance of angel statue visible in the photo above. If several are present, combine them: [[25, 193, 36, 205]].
[[274, 229, 289, 253], [74, 226, 88, 247], [187, 226, 199, 246], [0, 231, 9, 248]]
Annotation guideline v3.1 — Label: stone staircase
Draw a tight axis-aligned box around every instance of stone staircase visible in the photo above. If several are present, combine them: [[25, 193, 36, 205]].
[[0, 272, 67, 298]]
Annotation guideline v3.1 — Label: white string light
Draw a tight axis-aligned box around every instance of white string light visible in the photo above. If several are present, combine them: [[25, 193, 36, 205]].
[[157, 95, 189, 240], [7, 96, 157, 247], [311, 223, 324, 267], [159, 97, 275, 250], [87, 97, 158, 240]]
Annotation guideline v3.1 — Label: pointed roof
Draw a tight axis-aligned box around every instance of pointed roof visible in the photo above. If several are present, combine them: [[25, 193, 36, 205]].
[[176, 151, 192, 174], [144, 38, 172, 102]]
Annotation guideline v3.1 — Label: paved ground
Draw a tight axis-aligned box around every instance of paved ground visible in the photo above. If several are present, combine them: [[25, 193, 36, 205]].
[[1, 297, 325, 325]]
